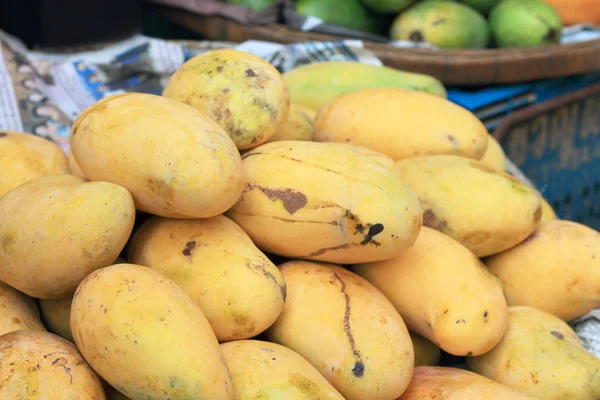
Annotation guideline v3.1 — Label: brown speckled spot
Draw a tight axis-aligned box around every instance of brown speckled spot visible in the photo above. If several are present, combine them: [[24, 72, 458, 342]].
[[182, 241, 196, 256], [0, 132, 7, 138], [245, 69, 257, 77], [423, 209, 448, 232], [533, 205, 542, 222], [257, 186, 307, 215], [550, 330, 564, 340], [217, 66, 224, 72], [409, 31, 424, 42], [11, 317, 20, 324]]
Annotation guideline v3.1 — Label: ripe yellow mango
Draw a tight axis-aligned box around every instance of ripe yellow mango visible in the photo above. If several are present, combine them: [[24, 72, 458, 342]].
[[0, 330, 106, 399], [480, 134, 507, 171], [283, 61, 447, 112], [0, 131, 69, 198], [67, 147, 86, 178], [355, 227, 508, 356], [398, 367, 538, 399], [71, 264, 233, 400], [220, 340, 345, 399], [485, 220, 600, 322], [227, 141, 422, 264], [327, 143, 395, 169], [128, 215, 286, 342], [410, 332, 441, 367], [0, 174, 135, 299], [314, 88, 488, 160], [468, 306, 600, 399], [0, 281, 45, 336], [394, 155, 541, 257], [70, 93, 244, 219], [163, 49, 290, 150], [268, 104, 316, 142], [266, 261, 414, 400]]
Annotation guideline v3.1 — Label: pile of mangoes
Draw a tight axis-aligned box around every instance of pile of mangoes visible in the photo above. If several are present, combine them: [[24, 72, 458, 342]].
[[1, 50, 599, 400]]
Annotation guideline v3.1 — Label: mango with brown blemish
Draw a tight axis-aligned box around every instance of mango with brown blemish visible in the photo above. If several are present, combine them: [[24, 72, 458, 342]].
[[266, 261, 414, 400], [354, 227, 508, 356], [0, 281, 46, 336], [70, 263, 233, 400], [67, 147, 86, 178], [0, 174, 135, 299], [0, 330, 106, 399], [410, 332, 441, 367], [70, 93, 244, 219], [467, 306, 600, 400], [163, 49, 290, 150], [220, 340, 345, 399], [398, 366, 539, 399], [480, 134, 507, 172], [268, 104, 316, 142], [393, 155, 541, 257], [227, 141, 422, 264], [485, 220, 600, 322], [127, 215, 286, 342], [0, 131, 69, 198], [313, 88, 488, 160]]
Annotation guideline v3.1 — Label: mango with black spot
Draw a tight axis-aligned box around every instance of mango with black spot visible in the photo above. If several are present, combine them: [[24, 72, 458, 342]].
[[0, 330, 106, 399], [227, 141, 422, 264], [266, 261, 414, 400], [0, 131, 69, 198], [314, 88, 488, 161], [0, 174, 135, 299], [0, 281, 46, 336], [485, 220, 600, 322], [71, 264, 233, 400], [394, 155, 541, 257], [355, 227, 508, 357], [70, 93, 245, 219], [221, 340, 345, 399], [468, 306, 600, 399], [127, 215, 286, 342], [163, 49, 290, 150]]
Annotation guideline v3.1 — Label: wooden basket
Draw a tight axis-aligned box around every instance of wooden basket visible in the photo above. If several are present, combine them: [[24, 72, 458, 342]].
[[155, 5, 600, 87]]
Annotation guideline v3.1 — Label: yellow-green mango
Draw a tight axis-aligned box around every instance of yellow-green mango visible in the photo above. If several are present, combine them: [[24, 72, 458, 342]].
[[410, 332, 441, 367]]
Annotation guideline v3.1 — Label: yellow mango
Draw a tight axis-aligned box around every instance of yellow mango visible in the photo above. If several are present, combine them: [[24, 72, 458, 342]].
[[268, 104, 316, 142], [314, 88, 488, 160], [394, 155, 541, 257], [127, 215, 286, 342], [398, 366, 539, 399], [540, 197, 557, 221], [283, 61, 447, 112], [67, 147, 86, 178], [468, 306, 600, 399], [227, 141, 422, 264], [163, 49, 290, 150], [485, 220, 600, 322], [70, 93, 244, 219], [38, 295, 74, 342], [0, 131, 69, 198], [0, 330, 106, 399], [0, 174, 135, 299], [0, 281, 46, 336], [266, 261, 414, 400], [480, 134, 507, 171], [410, 332, 441, 367], [354, 227, 508, 356], [220, 340, 345, 399], [327, 142, 395, 169], [71, 264, 233, 400]]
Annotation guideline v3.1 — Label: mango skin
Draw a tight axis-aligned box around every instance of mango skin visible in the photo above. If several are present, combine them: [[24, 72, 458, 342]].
[[314, 88, 488, 161], [0, 174, 135, 299], [0, 281, 46, 336], [398, 366, 538, 399], [355, 227, 508, 356], [467, 306, 600, 400], [127, 215, 286, 342], [485, 220, 600, 322], [70, 93, 244, 219], [220, 340, 345, 399], [67, 147, 86, 178], [394, 155, 542, 257], [163, 49, 290, 150], [0, 131, 69, 198], [227, 141, 422, 264], [38, 295, 74, 342], [266, 261, 414, 400], [283, 61, 446, 112], [327, 143, 395, 169], [268, 104, 316, 142], [0, 330, 106, 400], [480, 134, 507, 172], [540, 197, 557, 221], [70, 264, 233, 400], [410, 332, 441, 367]]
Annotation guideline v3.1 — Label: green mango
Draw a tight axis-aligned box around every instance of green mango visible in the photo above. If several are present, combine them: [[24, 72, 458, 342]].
[[227, 0, 274, 12], [296, 0, 382, 34], [361, 0, 417, 14], [489, 0, 563, 48], [390, 0, 491, 49]]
